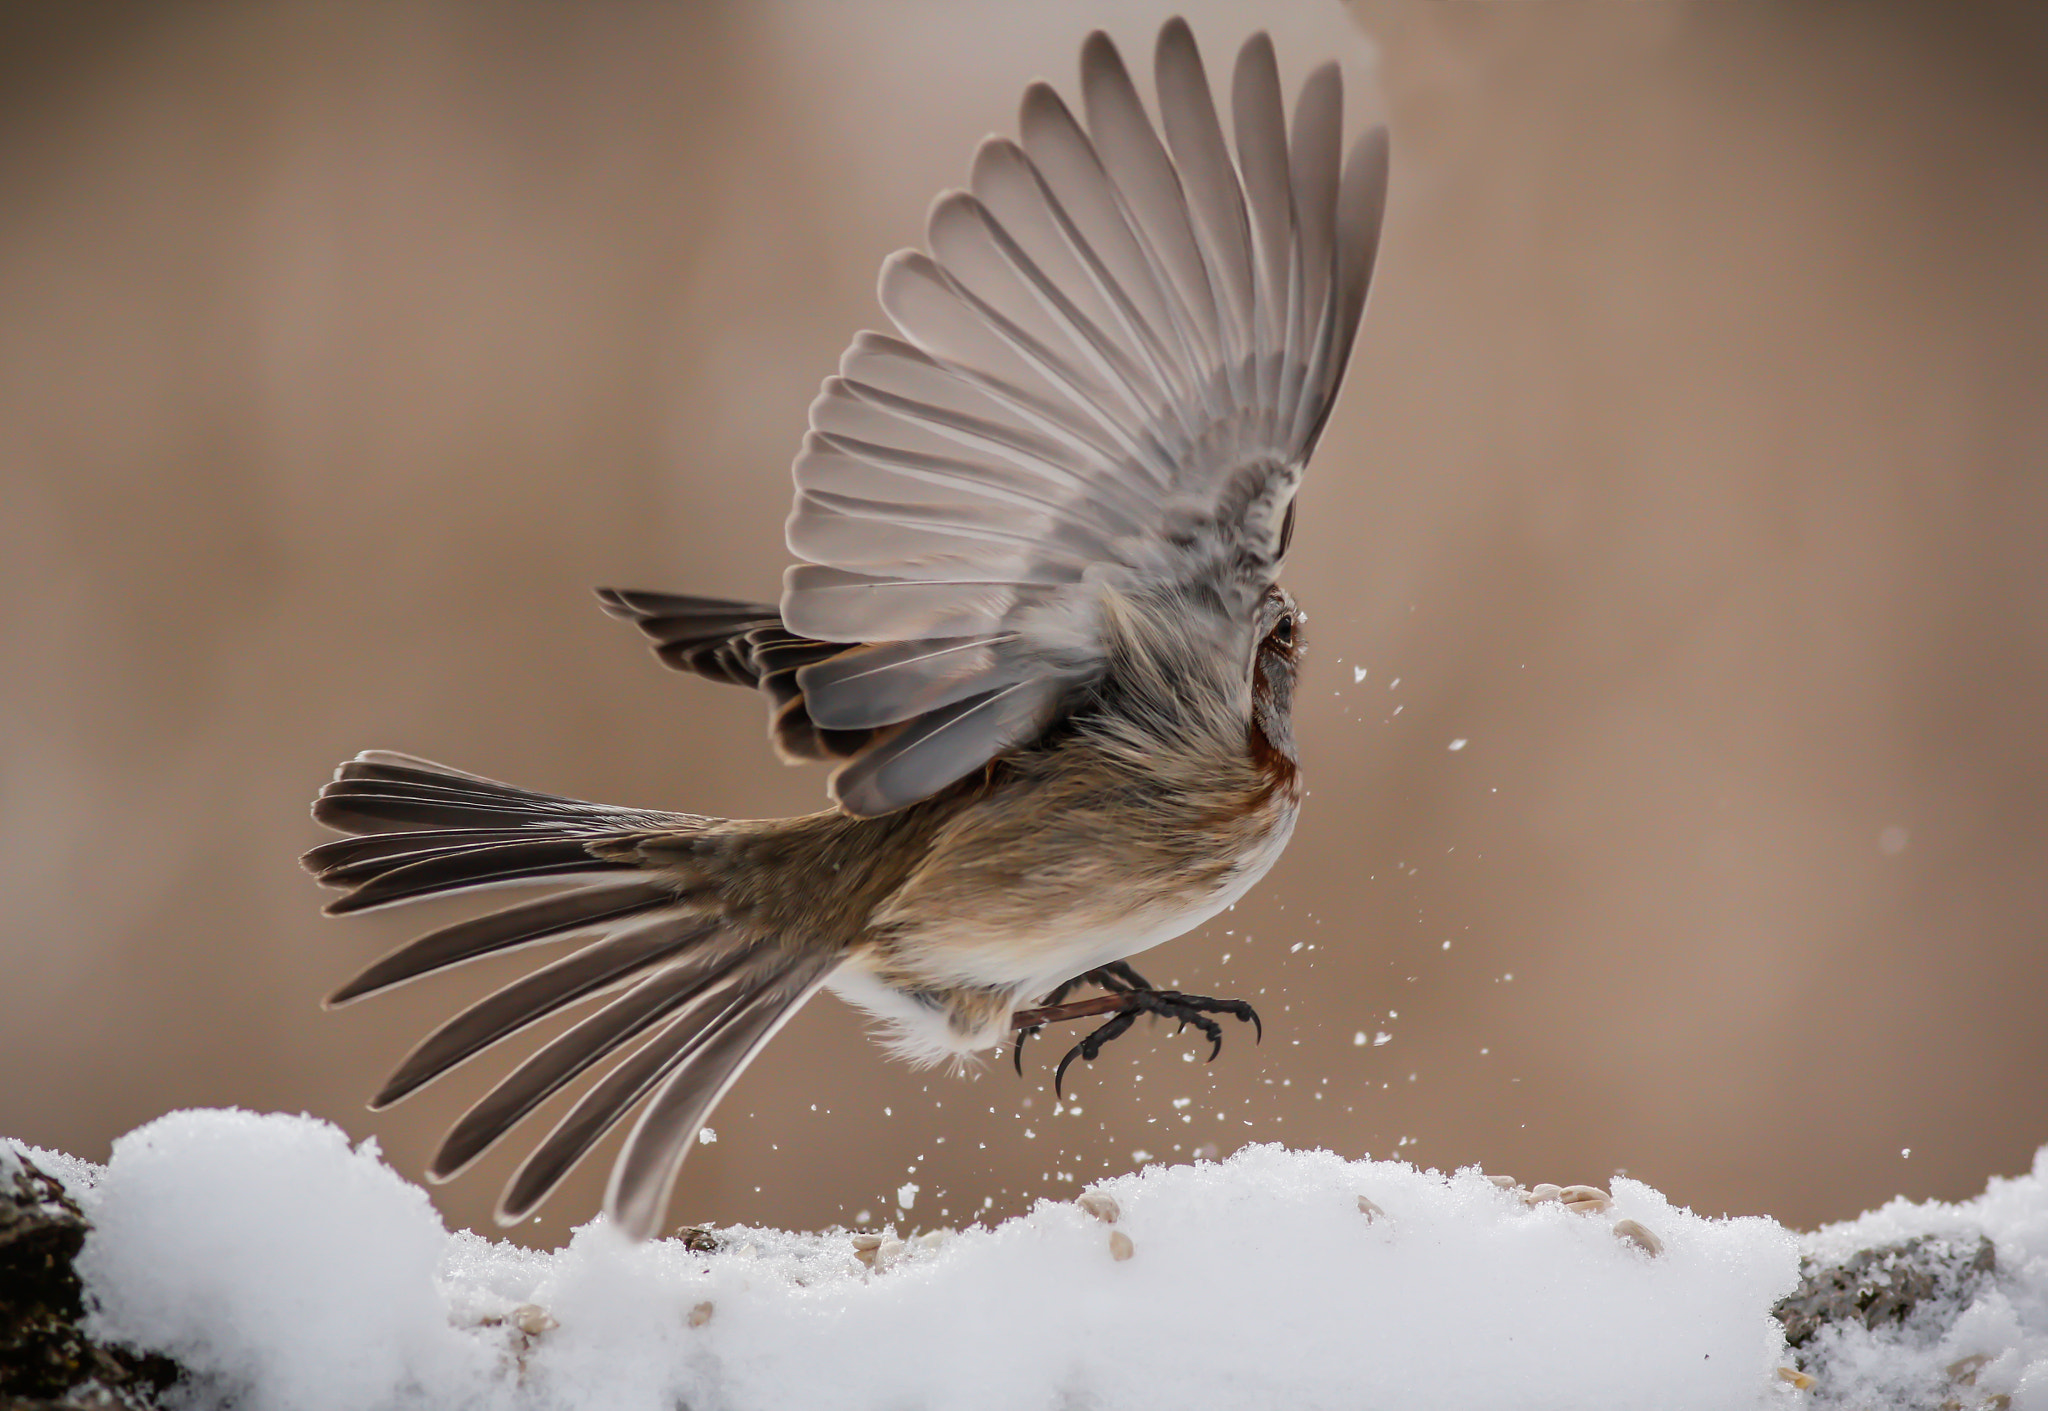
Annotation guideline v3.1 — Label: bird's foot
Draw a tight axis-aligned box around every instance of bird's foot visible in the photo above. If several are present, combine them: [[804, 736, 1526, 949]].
[[1010, 962, 1155, 1075], [1009, 984, 1261, 1094]]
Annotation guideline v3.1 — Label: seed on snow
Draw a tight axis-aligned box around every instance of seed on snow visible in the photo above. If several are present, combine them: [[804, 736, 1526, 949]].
[[1612, 1219, 1663, 1257], [1076, 1190, 1120, 1224], [511, 1304, 556, 1337], [1559, 1185, 1612, 1215]]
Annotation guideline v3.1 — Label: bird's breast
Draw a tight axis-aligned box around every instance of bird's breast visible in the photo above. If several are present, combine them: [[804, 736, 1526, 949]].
[[864, 776, 1302, 1001]]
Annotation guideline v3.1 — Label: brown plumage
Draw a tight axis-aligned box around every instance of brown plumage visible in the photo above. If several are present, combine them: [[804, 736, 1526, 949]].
[[307, 19, 1388, 1239]]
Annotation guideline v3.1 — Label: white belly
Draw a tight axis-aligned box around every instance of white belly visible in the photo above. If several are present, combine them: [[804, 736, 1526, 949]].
[[827, 801, 1298, 1064]]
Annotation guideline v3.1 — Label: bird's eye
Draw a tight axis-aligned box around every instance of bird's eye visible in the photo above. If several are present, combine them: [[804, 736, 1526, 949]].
[[1269, 613, 1295, 648]]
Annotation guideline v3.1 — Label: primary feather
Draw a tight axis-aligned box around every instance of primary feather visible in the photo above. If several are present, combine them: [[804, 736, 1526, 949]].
[[607, 21, 1387, 816]]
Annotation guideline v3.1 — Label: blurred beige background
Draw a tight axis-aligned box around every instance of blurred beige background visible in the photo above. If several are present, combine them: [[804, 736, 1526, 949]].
[[3, 0, 2044, 1247]]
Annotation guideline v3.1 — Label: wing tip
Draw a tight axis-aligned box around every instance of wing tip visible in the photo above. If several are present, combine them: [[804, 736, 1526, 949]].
[[1156, 16, 1196, 55]]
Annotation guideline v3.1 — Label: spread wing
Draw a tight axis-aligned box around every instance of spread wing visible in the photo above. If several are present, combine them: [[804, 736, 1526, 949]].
[[595, 588, 886, 766], [613, 22, 1389, 817]]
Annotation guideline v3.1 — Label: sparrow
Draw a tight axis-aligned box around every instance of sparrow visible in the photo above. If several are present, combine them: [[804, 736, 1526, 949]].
[[306, 18, 1389, 1240]]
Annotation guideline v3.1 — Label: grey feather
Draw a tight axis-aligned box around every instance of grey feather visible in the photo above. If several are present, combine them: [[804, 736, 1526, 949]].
[[828, 676, 1065, 817], [1015, 85, 1207, 429], [326, 879, 681, 1005], [772, 27, 1387, 814], [498, 948, 834, 1229], [370, 913, 721, 1108], [605, 953, 837, 1240], [1155, 20, 1256, 388], [1282, 62, 1342, 444], [1232, 33, 1295, 414], [783, 563, 1035, 641], [1078, 32, 1224, 367], [794, 634, 1028, 731], [428, 945, 757, 1181]]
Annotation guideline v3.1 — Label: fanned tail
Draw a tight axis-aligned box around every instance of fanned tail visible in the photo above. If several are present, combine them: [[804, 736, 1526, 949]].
[[305, 751, 834, 1237]]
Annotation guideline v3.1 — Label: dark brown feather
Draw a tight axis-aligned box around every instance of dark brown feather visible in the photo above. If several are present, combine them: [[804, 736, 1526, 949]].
[[370, 914, 722, 1108], [322, 839, 633, 916], [597, 587, 882, 767], [327, 879, 683, 1005], [428, 946, 754, 1179]]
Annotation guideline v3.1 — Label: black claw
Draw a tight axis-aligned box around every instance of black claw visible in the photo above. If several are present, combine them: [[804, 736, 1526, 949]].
[[1012, 1024, 1041, 1076], [1034, 986, 1264, 1094], [1053, 1009, 1139, 1097], [1016, 967, 1259, 1093], [1094, 961, 1153, 993], [1053, 1044, 1080, 1098]]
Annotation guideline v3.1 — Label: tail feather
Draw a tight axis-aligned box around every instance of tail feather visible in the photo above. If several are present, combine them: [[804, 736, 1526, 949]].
[[606, 953, 836, 1239], [430, 947, 755, 1180], [307, 749, 835, 1237], [499, 948, 834, 1230], [324, 837, 634, 916], [326, 878, 683, 1006], [314, 790, 574, 835], [370, 913, 724, 1108], [306, 752, 703, 915], [312, 753, 691, 837], [307, 828, 553, 883]]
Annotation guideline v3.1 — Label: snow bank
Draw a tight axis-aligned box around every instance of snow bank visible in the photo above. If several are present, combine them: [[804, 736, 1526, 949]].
[[1786, 1146, 2048, 1409], [8, 1108, 2043, 1409], [66, 1113, 498, 1411]]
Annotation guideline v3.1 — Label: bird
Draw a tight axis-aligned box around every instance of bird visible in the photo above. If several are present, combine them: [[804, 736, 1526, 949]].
[[305, 17, 1390, 1241]]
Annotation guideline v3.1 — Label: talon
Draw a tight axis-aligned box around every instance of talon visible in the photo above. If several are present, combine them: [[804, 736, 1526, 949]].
[[1013, 1024, 1041, 1077], [1053, 1043, 1083, 1098], [1051, 1009, 1138, 1095], [1011, 977, 1263, 1089]]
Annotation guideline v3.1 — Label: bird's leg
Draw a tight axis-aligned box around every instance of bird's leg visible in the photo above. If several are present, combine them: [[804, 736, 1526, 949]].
[[1007, 963, 1155, 1074], [1009, 978, 1262, 1093], [1010, 976, 1082, 1076]]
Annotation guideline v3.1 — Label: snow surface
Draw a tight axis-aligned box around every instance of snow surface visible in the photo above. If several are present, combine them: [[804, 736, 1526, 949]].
[[1790, 1148, 2048, 1408], [9, 1109, 2047, 1410]]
